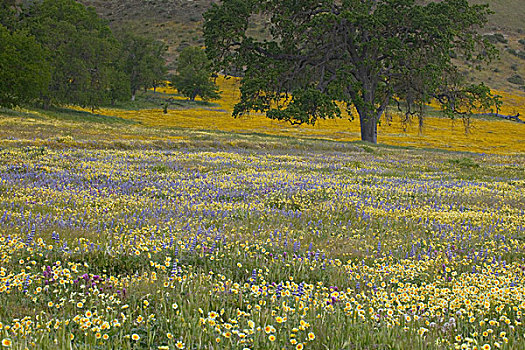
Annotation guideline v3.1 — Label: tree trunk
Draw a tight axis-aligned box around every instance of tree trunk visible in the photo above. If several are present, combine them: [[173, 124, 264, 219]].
[[131, 90, 136, 101], [354, 79, 379, 144], [41, 94, 51, 110], [357, 108, 377, 144]]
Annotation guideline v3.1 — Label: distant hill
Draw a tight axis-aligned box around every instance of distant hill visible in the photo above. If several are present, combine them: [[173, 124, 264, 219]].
[[78, 0, 211, 62], [74, 0, 525, 93]]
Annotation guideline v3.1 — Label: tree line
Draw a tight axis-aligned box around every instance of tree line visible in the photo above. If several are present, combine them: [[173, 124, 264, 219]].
[[0, 0, 168, 110]]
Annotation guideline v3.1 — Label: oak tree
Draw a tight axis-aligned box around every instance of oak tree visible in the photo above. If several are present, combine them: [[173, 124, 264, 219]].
[[204, 0, 500, 143], [116, 30, 167, 101]]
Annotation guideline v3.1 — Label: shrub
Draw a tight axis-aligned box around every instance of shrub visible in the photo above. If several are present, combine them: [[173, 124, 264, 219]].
[[506, 48, 525, 60], [484, 33, 507, 44], [507, 74, 525, 85]]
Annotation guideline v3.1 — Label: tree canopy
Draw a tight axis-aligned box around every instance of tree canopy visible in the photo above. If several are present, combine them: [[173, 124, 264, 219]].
[[172, 46, 220, 101], [116, 30, 167, 101], [0, 0, 173, 111], [22, 0, 127, 109], [0, 0, 169, 110], [0, 24, 50, 108], [204, 0, 501, 143], [0, 0, 17, 30]]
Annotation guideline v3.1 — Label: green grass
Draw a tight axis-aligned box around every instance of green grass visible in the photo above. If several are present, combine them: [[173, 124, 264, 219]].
[[1, 106, 134, 125]]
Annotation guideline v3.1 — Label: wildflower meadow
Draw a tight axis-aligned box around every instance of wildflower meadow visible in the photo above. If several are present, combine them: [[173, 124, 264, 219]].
[[0, 81, 525, 350]]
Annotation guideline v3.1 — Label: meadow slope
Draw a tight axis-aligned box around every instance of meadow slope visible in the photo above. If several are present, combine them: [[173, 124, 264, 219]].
[[70, 76, 525, 155], [0, 103, 525, 349]]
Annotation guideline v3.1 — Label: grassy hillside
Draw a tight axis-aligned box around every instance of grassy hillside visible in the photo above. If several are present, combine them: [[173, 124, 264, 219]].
[[466, 0, 525, 92], [77, 0, 524, 36], [78, 0, 210, 64], [1, 100, 525, 349], [469, 0, 524, 31], [76, 0, 525, 93]]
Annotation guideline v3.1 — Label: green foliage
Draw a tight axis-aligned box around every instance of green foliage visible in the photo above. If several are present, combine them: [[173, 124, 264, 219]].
[[171, 46, 220, 101], [23, 0, 128, 109], [0, 0, 171, 109], [204, 0, 500, 143], [265, 88, 341, 125], [0, 0, 175, 110], [115, 30, 167, 100], [0, 0, 17, 30], [107, 68, 132, 105], [0, 25, 50, 108]]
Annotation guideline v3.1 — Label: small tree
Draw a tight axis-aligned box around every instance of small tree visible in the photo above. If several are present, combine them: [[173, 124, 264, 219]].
[[204, 0, 500, 144], [172, 46, 220, 101]]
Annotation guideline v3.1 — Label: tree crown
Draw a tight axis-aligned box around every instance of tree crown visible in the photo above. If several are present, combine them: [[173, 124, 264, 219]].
[[204, 0, 500, 142]]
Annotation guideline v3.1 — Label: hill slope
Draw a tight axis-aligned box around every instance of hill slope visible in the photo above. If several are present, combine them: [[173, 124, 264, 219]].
[[78, 0, 525, 93]]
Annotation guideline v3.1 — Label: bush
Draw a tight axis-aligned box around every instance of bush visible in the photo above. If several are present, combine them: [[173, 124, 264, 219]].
[[507, 74, 525, 85], [484, 33, 507, 44], [493, 33, 508, 43], [506, 48, 525, 60]]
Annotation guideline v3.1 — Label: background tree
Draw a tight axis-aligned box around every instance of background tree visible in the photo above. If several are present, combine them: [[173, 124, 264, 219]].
[[149, 40, 169, 94], [0, 24, 50, 108], [23, 0, 128, 110], [172, 46, 220, 101], [204, 0, 500, 143], [106, 66, 132, 106], [116, 30, 167, 101]]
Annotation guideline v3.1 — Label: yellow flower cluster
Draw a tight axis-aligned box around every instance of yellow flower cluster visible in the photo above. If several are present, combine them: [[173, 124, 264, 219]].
[[80, 76, 525, 155]]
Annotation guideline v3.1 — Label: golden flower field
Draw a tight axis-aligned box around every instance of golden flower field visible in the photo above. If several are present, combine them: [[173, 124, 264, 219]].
[[0, 82, 524, 349], [81, 76, 525, 155]]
